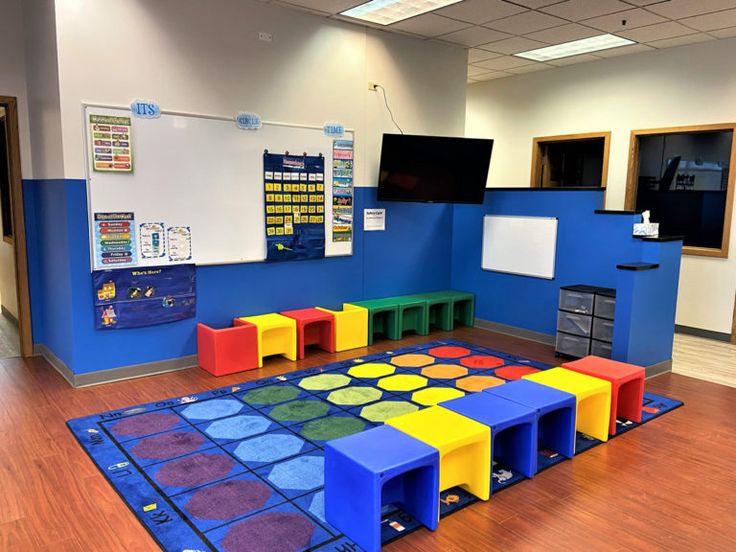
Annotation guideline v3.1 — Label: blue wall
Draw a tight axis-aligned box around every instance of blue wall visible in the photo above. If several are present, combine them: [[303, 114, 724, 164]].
[[24, 180, 454, 374]]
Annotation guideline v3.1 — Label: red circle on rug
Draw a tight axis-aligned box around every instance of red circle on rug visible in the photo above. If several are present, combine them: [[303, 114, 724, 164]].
[[428, 346, 470, 358], [495, 366, 541, 380], [222, 511, 315, 552], [459, 355, 505, 369]]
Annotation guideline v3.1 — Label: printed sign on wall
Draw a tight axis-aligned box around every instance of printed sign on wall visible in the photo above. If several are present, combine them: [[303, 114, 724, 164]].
[[89, 114, 133, 172], [332, 139, 353, 242], [94, 212, 137, 268], [140, 222, 166, 259]]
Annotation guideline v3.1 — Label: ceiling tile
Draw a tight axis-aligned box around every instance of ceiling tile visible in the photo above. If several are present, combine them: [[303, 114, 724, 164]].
[[506, 63, 554, 74], [541, 0, 633, 21], [436, 0, 528, 24], [546, 53, 603, 65], [480, 36, 549, 54], [390, 14, 471, 36], [646, 0, 736, 19], [438, 25, 512, 47], [525, 23, 602, 43], [710, 26, 736, 37], [679, 8, 736, 32], [485, 10, 569, 34], [593, 42, 655, 57], [582, 8, 667, 32], [618, 21, 699, 42], [646, 33, 715, 48], [468, 48, 503, 62], [474, 55, 537, 70], [278, 0, 366, 15], [619, 0, 667, 5], [509, 0, 568, 7], [474, 71, 513, 81], [468, 64, 494, 76]]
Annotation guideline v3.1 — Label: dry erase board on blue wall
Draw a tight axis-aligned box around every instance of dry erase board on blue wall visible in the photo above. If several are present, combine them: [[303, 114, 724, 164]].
[[84, 105, 353, 270], [482, 215, 558, 279]]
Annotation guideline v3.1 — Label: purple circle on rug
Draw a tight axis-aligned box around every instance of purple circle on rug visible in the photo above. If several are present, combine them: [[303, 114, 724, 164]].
[[185, 479, 272, 520], [221, 511, 315, 552], [111, 412, 180, 438], [155, 453, 235, 488], [131, 431, 206, 460]]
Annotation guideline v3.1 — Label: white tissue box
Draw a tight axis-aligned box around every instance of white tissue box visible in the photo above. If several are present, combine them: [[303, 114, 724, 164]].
[[633, 222, 659, 237]]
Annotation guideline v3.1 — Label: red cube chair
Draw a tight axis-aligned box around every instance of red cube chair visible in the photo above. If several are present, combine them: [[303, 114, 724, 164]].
[[280, 308, 335, 360], [197, 322, 259, 376], [562, 356, 645, 435]]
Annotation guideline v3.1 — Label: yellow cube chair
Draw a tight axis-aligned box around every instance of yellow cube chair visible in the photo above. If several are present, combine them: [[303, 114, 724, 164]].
[[523, 367, 611, 442], [316, 304, 368, 352], [237, 313, 297, 367], [386, 406, 491, 501]]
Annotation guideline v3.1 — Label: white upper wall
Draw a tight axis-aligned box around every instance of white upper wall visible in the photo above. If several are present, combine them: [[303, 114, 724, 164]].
[[53, 0, 467, 186], [466, 38, 736, 334]]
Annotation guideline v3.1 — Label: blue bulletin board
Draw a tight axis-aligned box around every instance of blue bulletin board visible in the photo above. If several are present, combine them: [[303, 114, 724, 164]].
[[263, 152, 326, 262], [93, 264, 196, 330]]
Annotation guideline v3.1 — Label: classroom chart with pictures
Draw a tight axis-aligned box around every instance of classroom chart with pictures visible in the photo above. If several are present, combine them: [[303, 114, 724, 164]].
[[84, 106, 353, 270]]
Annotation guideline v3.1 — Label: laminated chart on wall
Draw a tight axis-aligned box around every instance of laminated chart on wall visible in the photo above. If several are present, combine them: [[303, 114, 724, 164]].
[[94, 212, 137, 267], [88, 114, 133, 172], [263, 152, 326, 262], [332, 139, 354, 242], [93, 264, 196, 330]]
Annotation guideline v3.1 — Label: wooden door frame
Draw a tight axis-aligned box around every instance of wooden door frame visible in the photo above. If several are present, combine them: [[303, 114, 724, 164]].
[[0, 96, 33, 356], [624, 123, 736, 259], [530, 131, 611, 188]]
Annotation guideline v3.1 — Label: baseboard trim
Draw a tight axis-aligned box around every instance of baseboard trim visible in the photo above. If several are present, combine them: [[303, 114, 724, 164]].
[[1, 305, 18, 327], [645, 359, 672, 379], [675, 324, 731, 343], [474, 318, 555, 346], [33, 343, 197, 388]]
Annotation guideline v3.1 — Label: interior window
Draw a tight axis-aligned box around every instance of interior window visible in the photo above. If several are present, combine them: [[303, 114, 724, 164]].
[[531, 133, 609, 188]]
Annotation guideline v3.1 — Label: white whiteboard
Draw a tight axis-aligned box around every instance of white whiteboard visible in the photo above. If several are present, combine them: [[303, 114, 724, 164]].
[[482, 215, 558, 279], [84, 105, 353, 269]]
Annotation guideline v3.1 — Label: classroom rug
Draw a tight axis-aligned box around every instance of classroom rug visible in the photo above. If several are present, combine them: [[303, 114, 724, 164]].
[[68, 339, 682, 552]]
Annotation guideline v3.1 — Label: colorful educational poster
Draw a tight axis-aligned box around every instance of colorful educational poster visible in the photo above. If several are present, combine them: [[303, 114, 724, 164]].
[[93, 264, 196, 330], [167, 226, 192, 262], [332, 139, 353, 242], [263, 152, 326, 262], [89, 114, 133, 172], [94, 212, 137, 268], [140, 222, 166, 259]]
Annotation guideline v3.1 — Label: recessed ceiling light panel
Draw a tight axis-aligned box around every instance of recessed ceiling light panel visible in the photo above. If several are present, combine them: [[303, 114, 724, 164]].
[[515, 34, 636, 62], [341, 0, 463, 26]]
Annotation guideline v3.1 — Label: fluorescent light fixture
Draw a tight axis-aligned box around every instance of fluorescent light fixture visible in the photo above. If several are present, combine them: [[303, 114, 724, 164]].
[[515, 34, 636, 62], [341, 0, 462, 26]]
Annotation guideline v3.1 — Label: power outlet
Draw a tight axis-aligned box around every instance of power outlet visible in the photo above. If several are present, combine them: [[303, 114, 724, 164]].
[[368, 81, 379, 91], [258, 32, 273, 42]]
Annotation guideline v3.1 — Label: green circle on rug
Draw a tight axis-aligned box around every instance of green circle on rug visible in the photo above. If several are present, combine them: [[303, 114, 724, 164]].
[[298, 374, 351, 391], [269, 400, 330, 422], [300, 416, 365, 441], [327, 387, 382, 406], [243, 385, 299, 405], [360, 400, 419, 422]]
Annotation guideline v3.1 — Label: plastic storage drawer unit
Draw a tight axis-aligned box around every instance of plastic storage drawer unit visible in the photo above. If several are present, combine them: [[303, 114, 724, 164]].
[[592, 317, 614, 342], [559, 286, 596, 315], [557, 311, 593, 337], [591, 339, 612, 359], [594, 291, 616, 320], [556, 332, 591, 358]]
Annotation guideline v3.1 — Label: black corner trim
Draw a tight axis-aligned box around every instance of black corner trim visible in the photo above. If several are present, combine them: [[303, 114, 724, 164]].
[[594, 209, 640, 215], [486, 187, 606, 192], [632, 235, 685, 242], [616, 262, 660, 271]]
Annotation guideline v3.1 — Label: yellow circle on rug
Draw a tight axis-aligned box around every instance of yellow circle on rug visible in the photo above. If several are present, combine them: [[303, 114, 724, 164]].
[[348, 363, 395, 378], [412, 387, 465, 406], [377, 374, 428, 392]]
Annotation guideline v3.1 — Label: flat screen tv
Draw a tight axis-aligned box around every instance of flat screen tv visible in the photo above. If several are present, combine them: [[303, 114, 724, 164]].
[[377, 134, 493, 204]]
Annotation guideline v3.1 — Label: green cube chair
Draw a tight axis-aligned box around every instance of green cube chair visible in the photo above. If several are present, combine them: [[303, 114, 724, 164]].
[[406, 293, 453, 331], [347, 299, 400, 344], [381, 296, 429, 338], [414, 291, 475, 330]]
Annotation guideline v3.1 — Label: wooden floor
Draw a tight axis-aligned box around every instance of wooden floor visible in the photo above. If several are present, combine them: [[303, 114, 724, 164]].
[[672, 333, 736, 388], [1, 327, 735, 551]]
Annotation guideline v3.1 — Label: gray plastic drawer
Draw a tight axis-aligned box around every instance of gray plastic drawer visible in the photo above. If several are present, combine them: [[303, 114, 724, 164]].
[[557, 310, 592, 337], [556, 332, 590, 358], [592, 317, 614, 342], [591, 339, 612, 359], [559, 289, 595, 314], [594, 294, 616, 320]]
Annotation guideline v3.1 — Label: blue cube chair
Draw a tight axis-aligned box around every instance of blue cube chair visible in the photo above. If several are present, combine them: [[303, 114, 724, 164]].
[[440, 392, 538, 490], [484, 379, 577, 458], [325, 425, 440, 552]]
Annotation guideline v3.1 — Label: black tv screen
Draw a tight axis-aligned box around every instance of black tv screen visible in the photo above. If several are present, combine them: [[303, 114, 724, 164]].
[[377, 134, 493, 204]]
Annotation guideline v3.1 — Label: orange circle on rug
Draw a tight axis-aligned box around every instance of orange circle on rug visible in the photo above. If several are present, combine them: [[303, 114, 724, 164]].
[[495, 366, 541, 380], [455, 375, 505, 392], [427, 346, 470, 358], [421, 364, 468, 379], [459, 355, 505, 369]]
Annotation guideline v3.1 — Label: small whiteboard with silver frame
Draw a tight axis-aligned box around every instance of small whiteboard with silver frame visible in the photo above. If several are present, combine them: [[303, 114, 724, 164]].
[[481, 215, 558, 279]]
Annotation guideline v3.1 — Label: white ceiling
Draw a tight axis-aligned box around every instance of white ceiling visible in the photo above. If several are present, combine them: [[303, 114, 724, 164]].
[[259, 0, 736, 82]]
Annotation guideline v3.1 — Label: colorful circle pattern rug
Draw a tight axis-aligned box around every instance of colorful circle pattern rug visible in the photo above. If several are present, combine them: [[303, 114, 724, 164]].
[[68, 339, 682, 552]]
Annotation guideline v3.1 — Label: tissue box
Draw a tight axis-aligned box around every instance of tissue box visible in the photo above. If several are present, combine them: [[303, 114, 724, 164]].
[[633, 222, 659, 237]]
